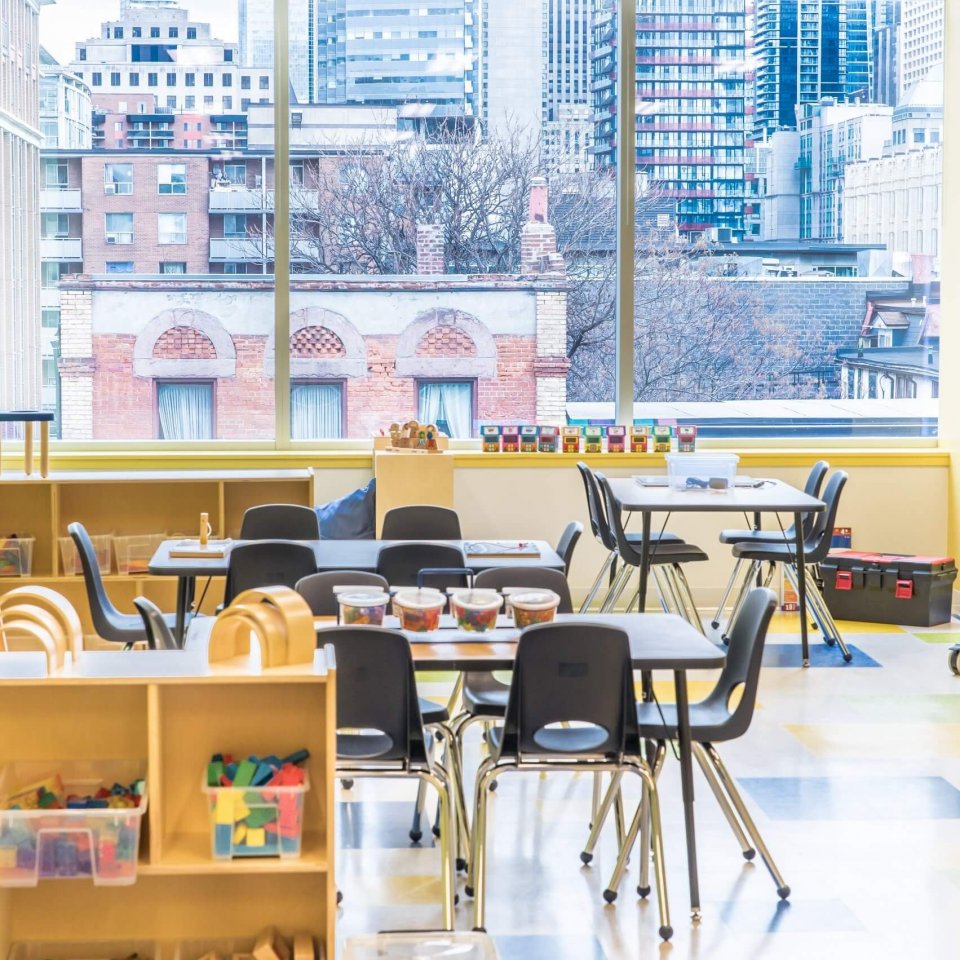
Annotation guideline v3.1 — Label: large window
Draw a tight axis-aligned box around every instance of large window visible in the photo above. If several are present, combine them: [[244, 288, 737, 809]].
[[158, 163, 187, 195], [104, 164, 134, 195], [291, 383, 343, 440], [105, 213, 134, 245], [418, 381, 475, 439], [157, 381, 214, 440], [158, 213, 187, 245]]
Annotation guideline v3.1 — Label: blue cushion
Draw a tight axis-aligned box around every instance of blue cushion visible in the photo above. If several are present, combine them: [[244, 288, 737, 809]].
[[315, 479, 376, 540]]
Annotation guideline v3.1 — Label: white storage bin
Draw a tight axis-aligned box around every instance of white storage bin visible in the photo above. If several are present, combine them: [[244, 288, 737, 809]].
[[114, 534, 166, 575], [59, 534, 112, 576], [665, 453, 739, 492], [0, 538, 35, 577], [344, 932, 499, 960]]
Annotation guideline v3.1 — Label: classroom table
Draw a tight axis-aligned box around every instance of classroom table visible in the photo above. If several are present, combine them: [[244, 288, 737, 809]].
[[0, 411, 53, 478], [149, 538, 565, 645], [313, 611, 726, 922]]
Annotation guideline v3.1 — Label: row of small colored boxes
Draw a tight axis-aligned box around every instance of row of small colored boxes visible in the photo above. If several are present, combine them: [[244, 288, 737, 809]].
[[482, 424, 697, 453], [204, 751, 310, 860]]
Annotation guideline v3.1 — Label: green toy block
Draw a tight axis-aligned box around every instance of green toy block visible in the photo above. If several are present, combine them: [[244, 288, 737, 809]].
[[233, 759, 257, 787], [207, 761, 224, 788], [244, 805, 277, 829]]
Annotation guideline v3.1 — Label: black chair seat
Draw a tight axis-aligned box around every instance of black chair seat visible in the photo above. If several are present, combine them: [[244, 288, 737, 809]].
[[487, 723, 615, 755], [637, 701, 732, 745], [731, 541, 804, 562], [463, 672, 510, 716], [337, 731, 397, 761], [626, 531, 685, 545], [419, 696, 449, 726], [719, 529, 795, 546], [639, 543, 711, 564]]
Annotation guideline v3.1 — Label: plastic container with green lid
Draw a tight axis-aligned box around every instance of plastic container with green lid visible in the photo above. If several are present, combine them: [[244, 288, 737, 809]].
[[449, 588, 503, 633], [510, 589, 561, 628], [338, 591, 391, 626], [393, 589, 446, 632]]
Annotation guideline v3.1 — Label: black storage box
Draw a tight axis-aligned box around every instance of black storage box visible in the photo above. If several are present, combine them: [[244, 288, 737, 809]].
[[820, 551, 957, 627]]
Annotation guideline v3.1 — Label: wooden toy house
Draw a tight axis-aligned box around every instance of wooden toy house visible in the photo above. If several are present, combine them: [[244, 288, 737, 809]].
[[677, 425, 697, 452], [562, 426, 581, 454], [653, 425, 673, 453], [584, 426, 604, 454], [501, 426, 520, 453], [520, 426, 539, 453], [606, 425, 627, 453], [630, 425, 650, 453], [482, 425, 502, 453], [538, 426, 560, 453]]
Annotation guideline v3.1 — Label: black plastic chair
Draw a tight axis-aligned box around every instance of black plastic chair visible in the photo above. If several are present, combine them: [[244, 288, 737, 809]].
[[223, 540, 318, 606], [239, 503, 320, 540], [68, 521, 175, 648], [473, 566, 574, 613], [727, 471, 850, 660], [711, 461, 829, 629], [555, 520, 583, 575], [381, 505, 462, 540], [377, 542, 469, 591], [465, 621, 672, 940], [295, 570, 389, 617], [576, 462, 683, 612], [583, 589, 789, 903], [595, 472, 710, 628], [132, 596, 179, 651], [322, 625, 459, 928]]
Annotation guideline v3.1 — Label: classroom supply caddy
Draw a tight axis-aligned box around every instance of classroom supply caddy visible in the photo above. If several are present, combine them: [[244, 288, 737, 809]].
[[820, 551, 957, 627]]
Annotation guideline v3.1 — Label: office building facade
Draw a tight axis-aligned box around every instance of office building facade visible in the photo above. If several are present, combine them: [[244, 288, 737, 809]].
[[899, 0, 942, 96], [239, 0, 313, 104]]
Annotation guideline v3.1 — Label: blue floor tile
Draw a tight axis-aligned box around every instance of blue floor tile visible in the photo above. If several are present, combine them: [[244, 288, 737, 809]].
[[762, 643, 881, 667], [739, 776, 960, 820], [714, 898, 863, 933], [339, 800, 436, 850], [494, 935, 606, 960]]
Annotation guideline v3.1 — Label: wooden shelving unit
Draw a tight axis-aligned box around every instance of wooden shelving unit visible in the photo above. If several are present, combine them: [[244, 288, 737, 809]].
[[0, 660, 336, 958], [0, 470, 315, 636]]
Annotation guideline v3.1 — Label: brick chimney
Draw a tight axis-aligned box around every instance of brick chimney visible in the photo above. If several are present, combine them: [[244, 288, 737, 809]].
[[521, 177, 562, 274], [416, 223, 445, 275]]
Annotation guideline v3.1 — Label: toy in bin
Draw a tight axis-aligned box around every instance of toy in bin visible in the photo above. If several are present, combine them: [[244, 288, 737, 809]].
[[653, 425, 672, 453], [519, 426, 539, 453], [606, 425, 626, 453], [630, 425, 650, 453], [676, 425, 697, 452], [204, 750, 309, 859], [584, 426, 604, 454], [562, 425, 581, 453], [481, 425, 501, 453], [501, 426, 520, 453], [538, 425, 560, 452]]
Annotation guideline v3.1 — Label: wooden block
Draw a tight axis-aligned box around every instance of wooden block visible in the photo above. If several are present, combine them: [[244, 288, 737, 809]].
[[254, 927, 291, 960], [198, 951, 225, 960], [292, 933, 315, 960]]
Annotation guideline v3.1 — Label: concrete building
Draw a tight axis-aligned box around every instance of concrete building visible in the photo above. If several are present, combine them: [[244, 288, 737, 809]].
[[1, 0, 47, 415], [238, 0, 312, 104], [39, 49, 92, 149], [872, 0, 900, 105], [591, 0, 748, 239], [67, 1, 273, 118], [755, 131, 803, 240], [899, 0, 942, 97]]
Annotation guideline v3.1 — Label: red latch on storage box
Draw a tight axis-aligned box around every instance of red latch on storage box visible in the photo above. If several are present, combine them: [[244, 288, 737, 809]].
[[895, 579, 914, 599], [835, 570, 853, 591]]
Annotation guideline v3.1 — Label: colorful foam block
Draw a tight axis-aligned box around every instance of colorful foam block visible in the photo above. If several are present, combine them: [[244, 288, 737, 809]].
[[207, 761, 225, 787], [233, 759, 257, 787], [246, 827, 266, 848]]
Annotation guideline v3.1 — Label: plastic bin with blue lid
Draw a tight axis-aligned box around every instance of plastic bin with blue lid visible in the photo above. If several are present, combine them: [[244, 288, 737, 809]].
[[344, 932, 499, 959]]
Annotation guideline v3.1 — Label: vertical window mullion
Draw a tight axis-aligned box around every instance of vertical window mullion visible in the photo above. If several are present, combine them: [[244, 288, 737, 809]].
[[274, 0, 291, 447]]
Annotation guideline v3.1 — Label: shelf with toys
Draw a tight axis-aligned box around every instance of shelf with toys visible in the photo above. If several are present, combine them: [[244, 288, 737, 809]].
[[477, 423, 699, 455]]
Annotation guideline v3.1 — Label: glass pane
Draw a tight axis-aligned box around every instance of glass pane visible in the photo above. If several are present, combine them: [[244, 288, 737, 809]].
[[291, 382, 343, 439], [418, 381, 474, 439], [36, 0, 276, 440]]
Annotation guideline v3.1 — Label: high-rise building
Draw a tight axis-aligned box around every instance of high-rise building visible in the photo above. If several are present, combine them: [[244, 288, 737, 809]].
[[1, 0, 46, 413], [239, 0, 312, 104], [872, 0, 900, 105], [40, 49, 93, 149], [313, 0, 479, 120], [899, 0, 942, 97], [754, 2, 876, 139], [591, 0, 748, 239]]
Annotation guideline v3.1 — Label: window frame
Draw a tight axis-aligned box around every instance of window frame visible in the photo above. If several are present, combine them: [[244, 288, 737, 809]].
[[157, 212, 188, 245]]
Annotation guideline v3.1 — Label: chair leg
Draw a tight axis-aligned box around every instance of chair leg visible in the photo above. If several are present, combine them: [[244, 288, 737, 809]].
[[722, 560, 760, 642], [580, 552, 617, 613], [469, 758, 499, 931], [711, 558, 745, 629], [785, 565, 852, 662], [703, 744, 790, 899], [590, 771, 602, 828], [599, 562, 633, 613], [410, 778, 428, 842], [420, 769, 457, 929], [693, 742, 754, 860], [581, 771, 622, 864], [628, 763, 672, 941], [434, 723, 471, 869], [610, 742, 664, 899], [672, 565, 706, 635]]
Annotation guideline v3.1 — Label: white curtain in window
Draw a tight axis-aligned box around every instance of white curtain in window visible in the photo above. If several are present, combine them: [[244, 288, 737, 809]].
[[157, 383, 213, 440], [418, 382, 473, 438], [291, 383, 342, 439]]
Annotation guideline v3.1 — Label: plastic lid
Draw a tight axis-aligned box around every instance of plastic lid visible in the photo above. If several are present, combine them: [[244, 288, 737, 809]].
[[449, 589, 503, 611], [394, 589, 447, 610], [339, 591, 391, 607], [509, 589, 561, 610]]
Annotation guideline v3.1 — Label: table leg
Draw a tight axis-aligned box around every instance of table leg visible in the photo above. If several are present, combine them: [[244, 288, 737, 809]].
[[637, 511, 652, 614], [23, 422, 33, 476], [753, 512, 762, 586], [674, 669, 701, 920], [795, 512, 809, 667], [175, 575, 195, 647], [40, 421, 50, 478]]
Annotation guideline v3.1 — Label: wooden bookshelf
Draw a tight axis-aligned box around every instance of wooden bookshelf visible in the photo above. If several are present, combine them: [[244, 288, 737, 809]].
[[0, 470, 314, 637], [0, 659, 336, 959]]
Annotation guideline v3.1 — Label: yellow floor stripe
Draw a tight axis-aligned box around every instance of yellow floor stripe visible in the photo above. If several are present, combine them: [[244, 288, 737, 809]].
[[786, 723, 960, 759]]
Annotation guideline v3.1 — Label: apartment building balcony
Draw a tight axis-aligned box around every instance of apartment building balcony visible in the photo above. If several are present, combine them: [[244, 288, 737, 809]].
[[40, 188, 82, 212], [209, 188, 321, 214], [40, 238, 83, 261], [41, 289, 61, 309], [210, 236, 315, 261]]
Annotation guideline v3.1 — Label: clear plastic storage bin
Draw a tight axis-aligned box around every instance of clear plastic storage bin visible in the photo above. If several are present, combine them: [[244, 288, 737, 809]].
[[202, 770, 309, 859], [0, 538, 35, 577], [344, 932, 499, 960], [0, 759, 147, 887], [665, 453, 739, 492], [114, 534, 166, 575], [59, 534, 112, 576]]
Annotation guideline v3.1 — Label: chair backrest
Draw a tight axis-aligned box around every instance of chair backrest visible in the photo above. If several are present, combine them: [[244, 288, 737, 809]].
[[68, 521, 128, 641], [701, 587, 776, 740], [473, 566, 574, 613], [555, 520, 583, 574], [593, 471, 635, 561], [224, 540, 318, 605], [321, 625, 429, 764], [576, 462, 616, 551], [295, 570, 389, 617], [240, 503, 320, 541], [498, 622, 638, 759], [803, 470, 848, 563], [381, 505, 462, 540], [376, 542, 468, 591], [794, 459, 830, 538], [132, 596, 179, 651]]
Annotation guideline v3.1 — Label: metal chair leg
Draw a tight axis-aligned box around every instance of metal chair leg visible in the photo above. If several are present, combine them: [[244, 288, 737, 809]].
[[672, 565, 706, 635], [420, 769, 457, 929], [704, 744, 790, 899], [693, 742, 754, 860], [712, 558, 746, 629], [469, 758, 499, 931], [581, 772, 622, 864], [599, 562, 633, 613], [580, 552, 617, 613], [590, 771, 602, 828], [722, 560, 760, 642], [785, 564, 852, 662]]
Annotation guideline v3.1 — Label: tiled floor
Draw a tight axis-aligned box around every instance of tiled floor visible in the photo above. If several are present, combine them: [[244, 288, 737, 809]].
[[335, 613, 960, 959]]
